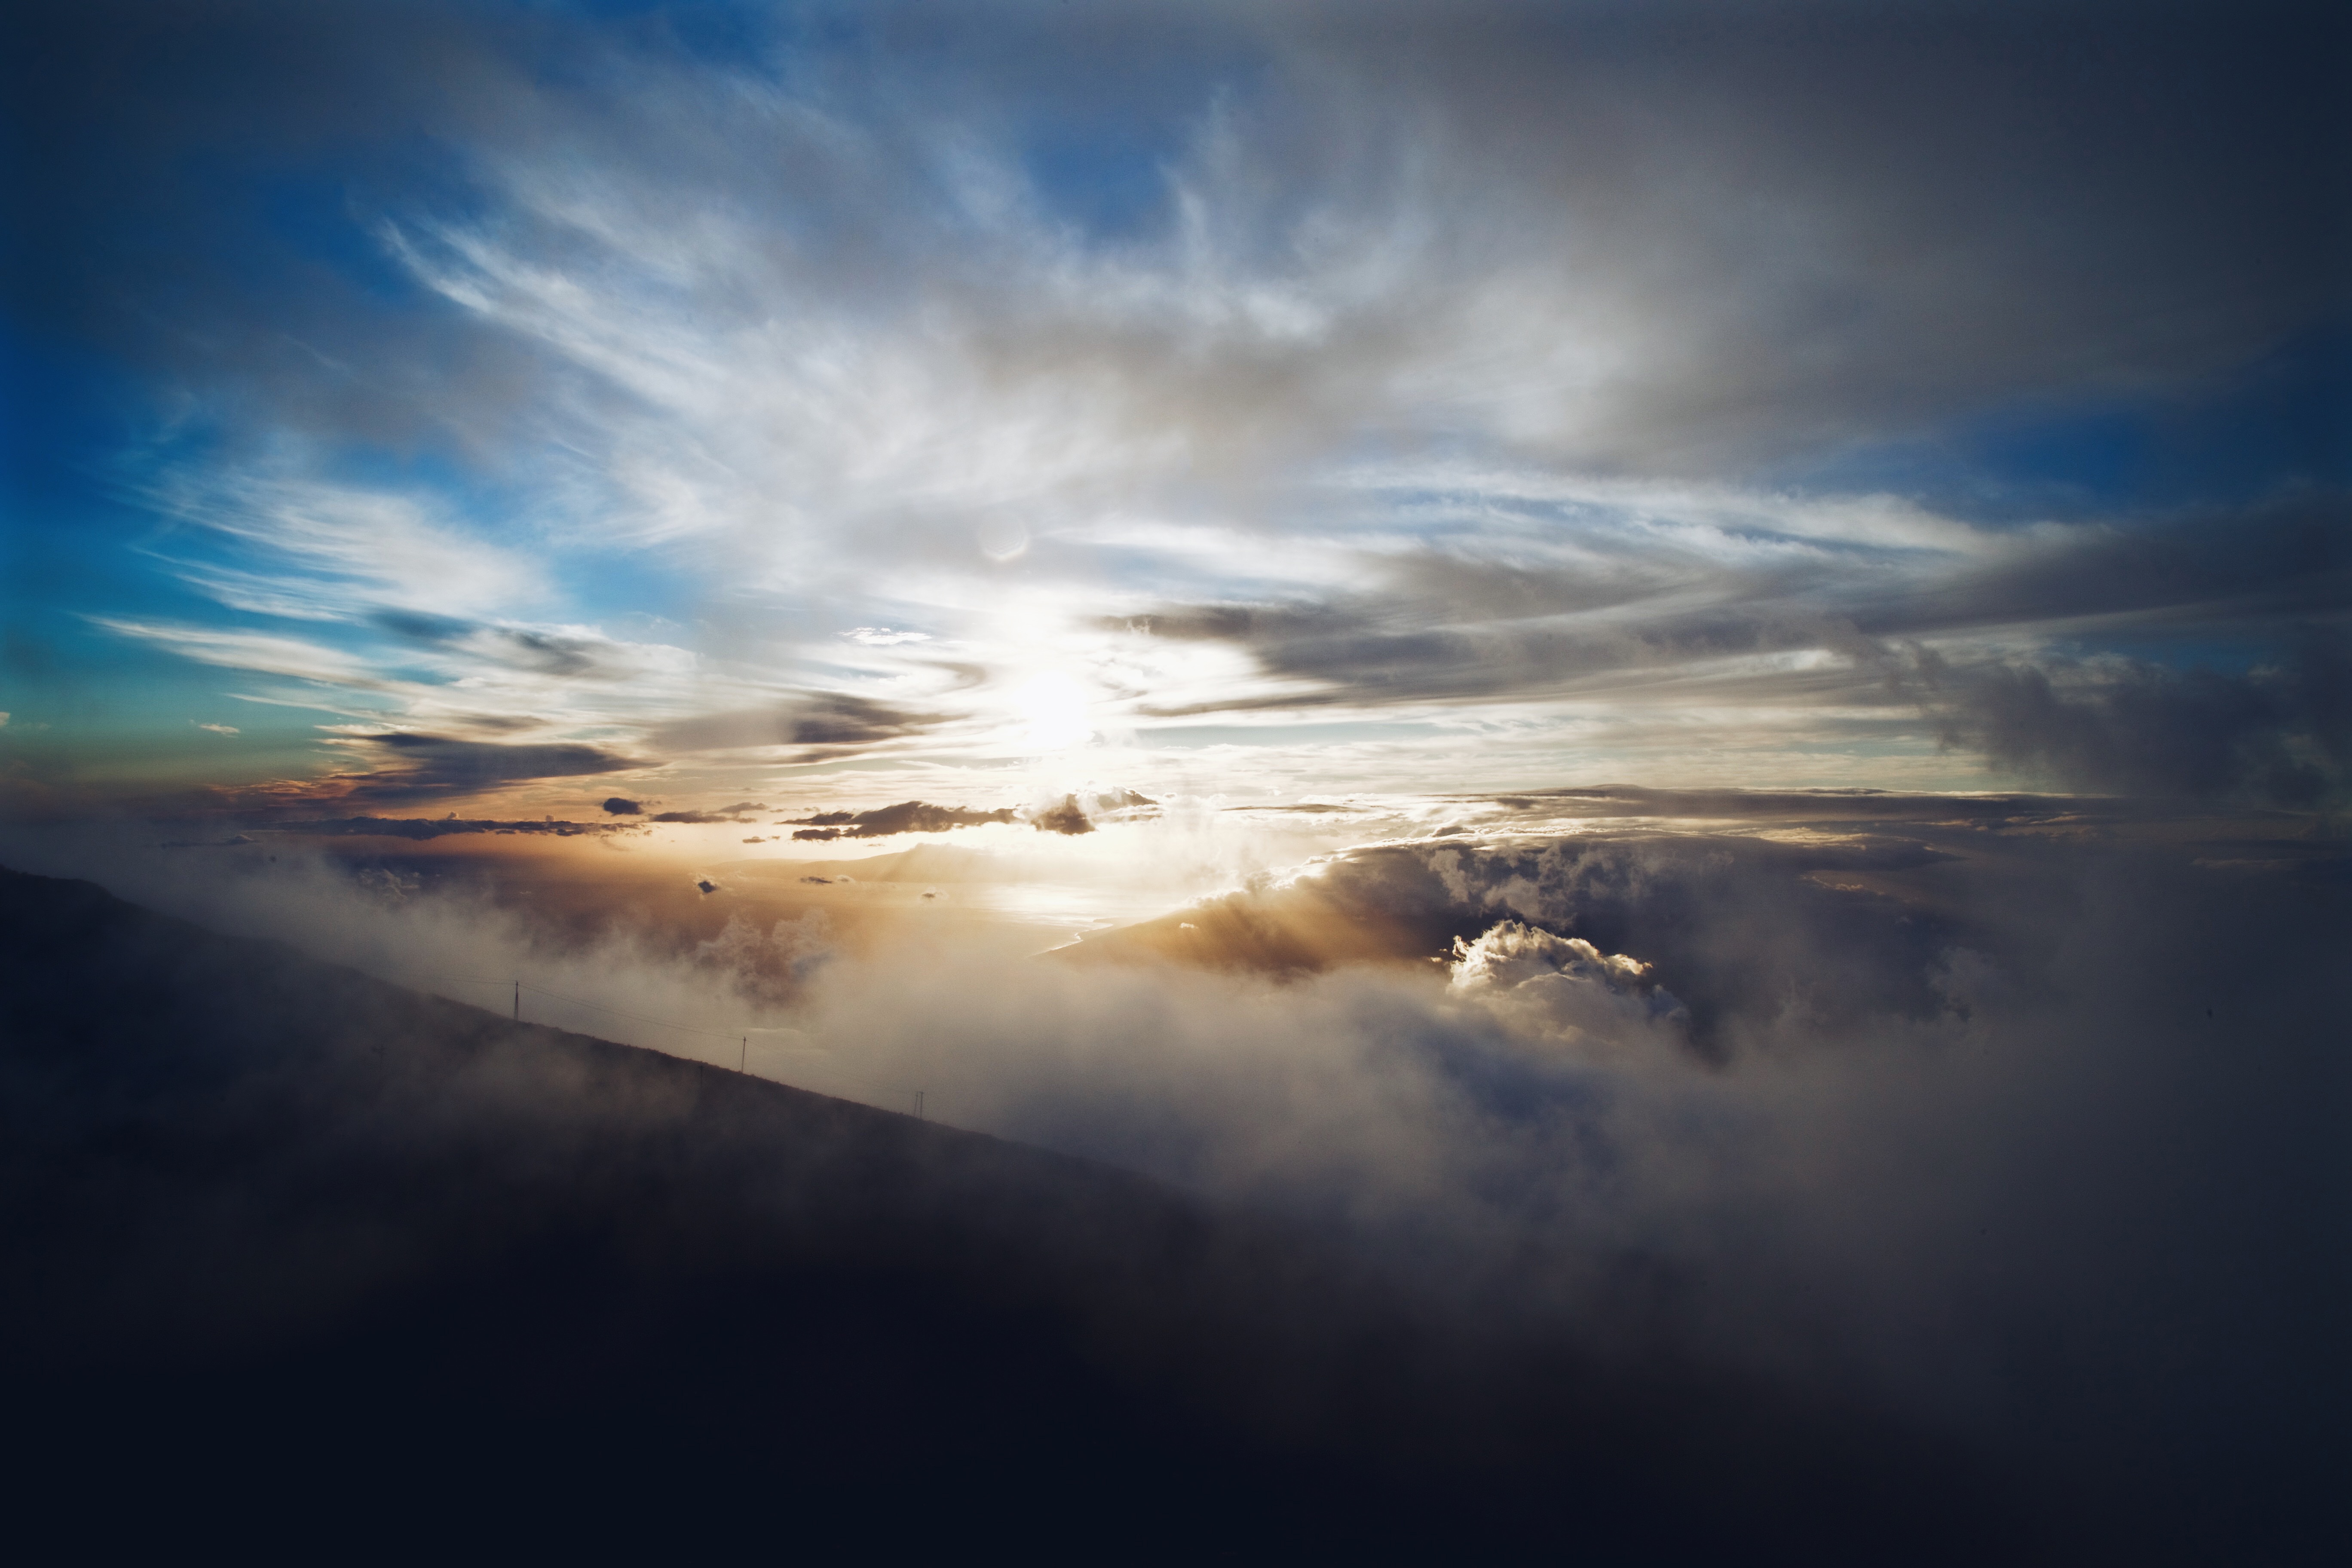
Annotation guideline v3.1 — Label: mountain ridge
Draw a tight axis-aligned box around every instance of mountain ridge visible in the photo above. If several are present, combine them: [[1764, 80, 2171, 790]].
[[0, 862, 2022, 1562]]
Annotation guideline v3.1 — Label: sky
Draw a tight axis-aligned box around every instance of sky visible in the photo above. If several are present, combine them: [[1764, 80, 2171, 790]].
[[2, 0, 2344, 824], [0, 7, 2346, 1550]]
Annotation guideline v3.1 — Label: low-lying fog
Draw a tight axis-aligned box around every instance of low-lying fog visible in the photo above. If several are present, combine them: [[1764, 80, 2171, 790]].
[[3, 788, 2341, 1537]]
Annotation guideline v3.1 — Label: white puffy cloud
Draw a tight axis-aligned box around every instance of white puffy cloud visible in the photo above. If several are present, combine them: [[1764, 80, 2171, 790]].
[[1448, 920, 1688, 1046]]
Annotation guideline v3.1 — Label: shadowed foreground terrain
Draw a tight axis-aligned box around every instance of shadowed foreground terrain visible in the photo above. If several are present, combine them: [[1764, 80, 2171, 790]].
[[0, 863, 2281, 1562]]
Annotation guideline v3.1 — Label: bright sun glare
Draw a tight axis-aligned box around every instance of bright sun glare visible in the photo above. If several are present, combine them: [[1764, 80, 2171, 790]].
[[1013, 671, 1095, 752]]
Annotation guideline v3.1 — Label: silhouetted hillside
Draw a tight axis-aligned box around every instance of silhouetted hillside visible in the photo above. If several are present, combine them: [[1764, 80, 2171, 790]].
[[0, 865, 2053, 1561]]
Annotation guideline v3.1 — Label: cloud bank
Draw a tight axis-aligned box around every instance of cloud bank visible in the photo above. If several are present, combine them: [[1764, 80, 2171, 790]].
[[1928, 631, 2351, 805], [6, 790, 2337, 1566]]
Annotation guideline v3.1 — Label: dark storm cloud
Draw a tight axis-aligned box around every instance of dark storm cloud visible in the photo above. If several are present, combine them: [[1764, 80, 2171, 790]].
[[360, 732, 636, 778], [1473, 784, 2040, 822], [1116, 486, 2350, 734], [283, 732, 641, 806], [1930, 633, 2352, 806], [652, 695, 943, 759], [786, 802, 1017, 840], [1026, 795, 1095, 836], [1127, 595, 1856, 716], [259, 815, 628, 840], [650, 801, 769, 824], [784, 791, 1153, 839], [1855, 492, 2352, 640], [601, 797, 641, 815]]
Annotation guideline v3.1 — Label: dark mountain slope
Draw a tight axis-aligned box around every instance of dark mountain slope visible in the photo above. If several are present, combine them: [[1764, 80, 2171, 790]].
[[0, 865, 2014, 1563]]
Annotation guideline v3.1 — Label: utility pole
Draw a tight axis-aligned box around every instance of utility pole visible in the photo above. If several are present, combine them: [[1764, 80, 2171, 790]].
[[513, 980, 519, 1021], [741, 1035, 747, 1073]]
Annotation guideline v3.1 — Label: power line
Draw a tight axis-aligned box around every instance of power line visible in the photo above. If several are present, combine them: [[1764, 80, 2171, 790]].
[[382, 968, 934, 1118], [397, 972, 744, 1042]]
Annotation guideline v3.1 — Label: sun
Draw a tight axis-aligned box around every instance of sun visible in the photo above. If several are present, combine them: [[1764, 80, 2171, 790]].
[[1013, 671, 1095, 753]]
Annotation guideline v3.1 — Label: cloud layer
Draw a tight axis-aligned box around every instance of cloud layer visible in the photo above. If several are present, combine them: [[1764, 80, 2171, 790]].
[[6, 790, 2337, 1554], [4, 1, 2342, 811]]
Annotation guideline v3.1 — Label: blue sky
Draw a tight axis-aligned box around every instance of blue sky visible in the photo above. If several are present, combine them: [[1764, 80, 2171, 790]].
[[3, 0, 2345, 818]]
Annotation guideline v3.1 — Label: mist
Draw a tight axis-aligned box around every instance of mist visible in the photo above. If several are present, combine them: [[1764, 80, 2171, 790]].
[[5, 3, 2343, 1557], [6, 796, 2340, 1558]]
